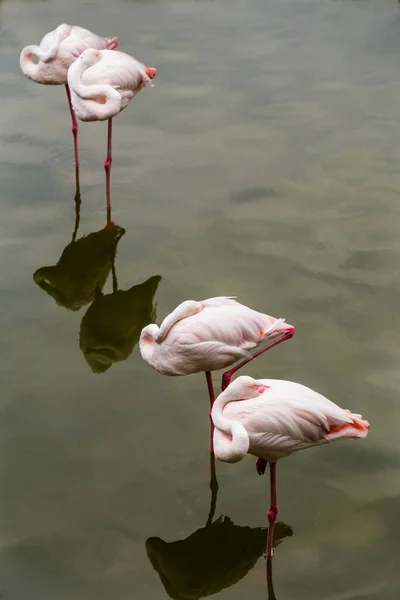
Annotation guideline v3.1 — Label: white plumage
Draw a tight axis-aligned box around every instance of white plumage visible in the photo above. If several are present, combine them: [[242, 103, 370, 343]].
[[139, 296, 294, 376], [67, 48, 155, 121], [20, 24, 118, 85], [212, 375, 370, 464]]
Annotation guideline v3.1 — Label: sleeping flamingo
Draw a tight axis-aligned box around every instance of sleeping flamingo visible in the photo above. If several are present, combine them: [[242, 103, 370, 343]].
[[19, 24, 118, 167], [211, 375, 370, 560], [67, 48, 157, 211], [139, 296, 295, 406]]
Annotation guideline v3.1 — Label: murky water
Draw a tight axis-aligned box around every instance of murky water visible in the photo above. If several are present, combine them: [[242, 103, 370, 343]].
[[1, 0, 400, 598]]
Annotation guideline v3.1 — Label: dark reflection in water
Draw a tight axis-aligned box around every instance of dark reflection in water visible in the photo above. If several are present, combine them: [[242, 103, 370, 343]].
[[33, 169, 125, 311], [266, 559, 276, 600], [79, 273, 161, 373], [146, 517, 292, 600]]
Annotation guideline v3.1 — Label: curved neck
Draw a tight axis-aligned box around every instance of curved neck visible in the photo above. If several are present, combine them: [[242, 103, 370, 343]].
[[157, 300, 202, 342], [20, 46, 42, 80], [68, 59, 121, 120], [139, 325, 161, 364], [212, 390, 249, 463]]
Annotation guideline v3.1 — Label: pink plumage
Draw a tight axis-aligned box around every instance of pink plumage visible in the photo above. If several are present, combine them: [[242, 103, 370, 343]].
[[19, 24, 118, 85], [67, 48, 155, 121], [66, 47, 157, 211], [139, 296, 294, 376], [19, 24, 118, 167], [211, 375, 369, 464], [211, 375, 370, 559]]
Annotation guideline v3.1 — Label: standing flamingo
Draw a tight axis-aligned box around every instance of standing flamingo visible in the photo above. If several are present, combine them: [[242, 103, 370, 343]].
[[20, 24, 119, 167], [67, 48, 156, 212], [211, 375, 370, 560], [139, 296, 295, 406]]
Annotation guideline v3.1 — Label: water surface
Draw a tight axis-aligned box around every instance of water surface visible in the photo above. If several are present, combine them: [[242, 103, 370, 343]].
[[1, 0, 400, 598]]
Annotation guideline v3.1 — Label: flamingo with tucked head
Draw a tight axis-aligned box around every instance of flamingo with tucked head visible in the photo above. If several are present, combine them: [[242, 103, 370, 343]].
[[67, 48, 156, 211], [139, 296, 295, 407], [20, 24, 118, 167], [211, 375, 370, 559]]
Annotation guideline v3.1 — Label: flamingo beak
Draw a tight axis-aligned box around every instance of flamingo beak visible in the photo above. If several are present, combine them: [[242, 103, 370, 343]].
[[145, 66, 157, 79], [271, 319, 295, 337], [105, 37, 119, 50], [255, 384, 269, 394]]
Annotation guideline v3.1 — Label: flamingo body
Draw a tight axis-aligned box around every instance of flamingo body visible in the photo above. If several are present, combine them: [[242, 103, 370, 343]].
[[212, 376, 370, 464], [20, 24, 118, 85], [140, 297, 294, 377], [67, 48, 155, 121]]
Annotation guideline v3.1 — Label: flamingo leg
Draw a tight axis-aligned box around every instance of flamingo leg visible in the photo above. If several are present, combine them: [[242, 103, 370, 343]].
[[65, 84, 79, 167], [104, 118, 113, 211], [205, 370, 219, 526], [221, 330, 295, 391], [266, 461, 278, 560]]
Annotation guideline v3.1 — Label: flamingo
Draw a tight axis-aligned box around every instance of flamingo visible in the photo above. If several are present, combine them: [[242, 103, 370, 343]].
[[67, 48, 157, 212], [211, 375, 370, 560], [139, 296, 295, 407], [19, 24, 119, 167]]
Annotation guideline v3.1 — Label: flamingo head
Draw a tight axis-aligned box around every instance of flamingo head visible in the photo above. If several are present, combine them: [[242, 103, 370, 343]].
[[145, 66, 157, 80], [264, 317, 295, 340], [105, 37, 119, 51], [78, 48, 102, 67], [223, 376, 270, 400], [140, 324, 160, 345]]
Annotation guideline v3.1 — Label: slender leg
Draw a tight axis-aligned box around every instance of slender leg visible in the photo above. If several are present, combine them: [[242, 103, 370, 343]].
[[104, 118, 113, 211], [65, 84, 79, 167], [221, 330, 294, 391], [266, 462, 278, 560]]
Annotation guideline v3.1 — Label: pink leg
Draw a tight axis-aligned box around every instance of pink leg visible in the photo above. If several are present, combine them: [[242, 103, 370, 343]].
[[104, 118, 113, 211], [221, 330, 295, 391], [266, 462, 278, 560], [65, 84, 79, 167]]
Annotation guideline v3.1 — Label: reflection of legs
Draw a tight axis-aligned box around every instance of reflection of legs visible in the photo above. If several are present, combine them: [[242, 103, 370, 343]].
[[266, 555, 277, 600], [104, 119, 113, 210], [65, 84, 79, 167], [206, 371, 218, 527], [72, 165, 81, 243], [206, 449, 219, 527], [266, 462, 278, 560], [221, 331, 295, 391]]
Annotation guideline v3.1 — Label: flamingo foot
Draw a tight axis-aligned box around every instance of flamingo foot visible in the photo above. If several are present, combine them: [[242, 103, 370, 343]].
[[256, 458, 268, 476]]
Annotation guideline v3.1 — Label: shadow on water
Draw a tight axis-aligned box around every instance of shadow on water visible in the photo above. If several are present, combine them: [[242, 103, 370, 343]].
[[33, 167, 126, 312], [32, 166, 162, 373], [146, 452, 292, 599], [146, 517, 292, 600], [79, 273, 161, 373]]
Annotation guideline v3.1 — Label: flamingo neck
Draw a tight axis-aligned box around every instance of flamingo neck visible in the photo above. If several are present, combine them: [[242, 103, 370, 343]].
[[139, 325, 161, 366], [211, 390, 249, 463], [67, 58, 122, 120], [20, 46, 43, 81]]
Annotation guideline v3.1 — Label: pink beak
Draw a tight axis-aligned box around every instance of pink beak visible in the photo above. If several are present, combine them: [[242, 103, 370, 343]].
[[105, 37, 119, 51], [272, 320, 295, 337], [256, 384, 270, 394], [145, 66, 157, 79]]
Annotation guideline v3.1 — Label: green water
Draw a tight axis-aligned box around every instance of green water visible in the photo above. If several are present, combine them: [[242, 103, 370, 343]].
[[1, 0, 399, 598]]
